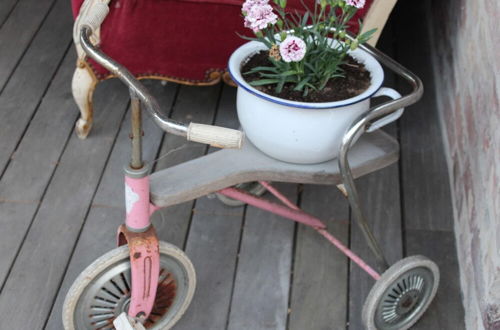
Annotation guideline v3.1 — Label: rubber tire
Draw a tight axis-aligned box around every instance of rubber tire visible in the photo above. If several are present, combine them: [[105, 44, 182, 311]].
[[362, 255, 439, 330], [216, 181, 267, 207], [62, 241, 196, 330]]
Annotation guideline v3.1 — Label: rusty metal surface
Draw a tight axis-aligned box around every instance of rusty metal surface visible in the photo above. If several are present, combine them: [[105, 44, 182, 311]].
[[117, 225, 160, 322], [130, 92, 143, 169]]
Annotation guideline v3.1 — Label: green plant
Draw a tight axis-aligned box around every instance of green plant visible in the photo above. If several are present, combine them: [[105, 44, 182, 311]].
[[241, 0, 376, 95]]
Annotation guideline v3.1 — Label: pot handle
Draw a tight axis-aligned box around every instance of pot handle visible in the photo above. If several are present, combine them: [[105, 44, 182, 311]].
[[366, 87, 404, 133]]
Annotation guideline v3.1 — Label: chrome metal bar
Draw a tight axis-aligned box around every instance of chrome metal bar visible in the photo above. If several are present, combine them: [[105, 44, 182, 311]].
[[338, 41, 424, 272], [130, 91, 143, 169], [79, 26, 188, 137]]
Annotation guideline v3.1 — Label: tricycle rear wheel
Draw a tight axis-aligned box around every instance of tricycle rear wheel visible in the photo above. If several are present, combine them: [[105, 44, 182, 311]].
[[362, 255, 439, 330]]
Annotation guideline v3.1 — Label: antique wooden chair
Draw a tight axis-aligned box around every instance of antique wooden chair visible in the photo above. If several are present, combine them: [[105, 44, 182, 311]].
[[71, 0, 398, 138]]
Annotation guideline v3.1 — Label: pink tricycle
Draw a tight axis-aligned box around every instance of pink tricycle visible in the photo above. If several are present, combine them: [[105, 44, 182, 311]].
[[63, 12, 439, 330]]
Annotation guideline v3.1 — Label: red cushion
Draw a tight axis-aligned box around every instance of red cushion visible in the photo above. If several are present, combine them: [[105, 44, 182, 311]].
[[73, 0, 373, 83]]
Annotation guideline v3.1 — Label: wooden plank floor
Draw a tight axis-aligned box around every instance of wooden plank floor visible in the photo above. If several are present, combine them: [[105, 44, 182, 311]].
[[0, 0, 465, 329]]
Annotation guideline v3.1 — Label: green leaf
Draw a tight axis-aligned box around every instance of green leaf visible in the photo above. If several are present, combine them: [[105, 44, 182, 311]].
[[276, 78, 286, 93], [249, 79, 280, 86], [301, 11, 310, 27], [294, 76, 311, 91], [246, 66, 279, 73]]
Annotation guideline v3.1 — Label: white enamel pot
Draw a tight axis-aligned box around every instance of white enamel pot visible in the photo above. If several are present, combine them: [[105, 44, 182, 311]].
[[228, 40, 404, 164]]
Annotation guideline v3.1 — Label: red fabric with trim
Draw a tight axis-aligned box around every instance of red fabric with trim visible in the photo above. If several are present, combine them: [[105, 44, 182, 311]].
[[72, 0, 373, 82]]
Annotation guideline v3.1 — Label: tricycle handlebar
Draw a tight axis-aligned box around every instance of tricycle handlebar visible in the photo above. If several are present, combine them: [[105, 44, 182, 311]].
[[79, 26, 243, 149]]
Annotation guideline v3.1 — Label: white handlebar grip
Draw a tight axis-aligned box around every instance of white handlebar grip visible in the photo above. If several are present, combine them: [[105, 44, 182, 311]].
[[81, 0, 109, 33], [187, 123, 244, 149]]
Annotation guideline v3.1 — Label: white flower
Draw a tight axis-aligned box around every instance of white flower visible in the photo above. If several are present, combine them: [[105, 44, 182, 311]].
[[279, 36, 306, 62], [242, 0, 269, 15], [346, 0, 365, 9], [244, 3, 278, 32]]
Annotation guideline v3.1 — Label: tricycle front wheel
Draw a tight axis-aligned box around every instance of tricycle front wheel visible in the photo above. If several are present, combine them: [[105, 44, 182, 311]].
[[362, 255, 439, 330], [62, 241, 196, 329]]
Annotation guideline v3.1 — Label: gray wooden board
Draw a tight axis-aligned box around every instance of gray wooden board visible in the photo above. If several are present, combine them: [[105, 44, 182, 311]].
[[150, 130, 399, 208], [405, 230, 465, 329], [151, 84, 222, 248], [288, 185, 350, 330], [0, 0, 19, 28], [174, 195, 244, 330], [395, 1, 455, 232], [394, 1, 464, 327], [44, 80, 174, 330], [0, 50, 77, 287], [347, 20, 405, 329], [0, 78, 128, 329], [0, 0, 58, 92], [0, 0, 72, 175], [172, 84, 247, 330], [347, 152, 403, 330], [227, 183, 295, 330]]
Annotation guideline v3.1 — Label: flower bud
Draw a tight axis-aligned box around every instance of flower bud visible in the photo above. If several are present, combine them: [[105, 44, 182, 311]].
[[350, 39, 359, 50], [269, 44, 282, 61], [277, 19, 284, 29]]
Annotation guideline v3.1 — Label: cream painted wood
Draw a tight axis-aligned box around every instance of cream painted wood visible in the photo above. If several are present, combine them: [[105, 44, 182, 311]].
[[72, 63, 97, 139], [362, 0, 399, 46], [72, 0, 111, 138], [72, 0, 110, 58]]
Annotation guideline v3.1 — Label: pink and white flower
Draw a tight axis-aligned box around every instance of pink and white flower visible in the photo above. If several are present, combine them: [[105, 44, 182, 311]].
[[346, 0, 365, 9], [279, 36, 306, 62], [244, 4, 278, 32], [242, 0, 268, 15]]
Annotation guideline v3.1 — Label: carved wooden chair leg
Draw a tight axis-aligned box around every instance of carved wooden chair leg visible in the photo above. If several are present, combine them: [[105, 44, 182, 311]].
[[72, 60, 98, 139]]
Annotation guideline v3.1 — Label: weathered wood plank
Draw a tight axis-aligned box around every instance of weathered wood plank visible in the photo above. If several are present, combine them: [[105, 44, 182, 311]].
[[45, 83, 222, 330], [0, 0, 72, 175], [150, 130, 399, 208], [173, 84, 245, 330], [347, 18, 404, 328], [151, 84, 222, 248], [0, 50, 77, 287], [0, 0, 19, 28], [227, 183, 295, 330], [405, 230, 465, 329], [0, 0, 58, 92], [174, 195, 244, 330], [393, 1, 464, 327], [44, 80, 175, 330], [348, 156, 403, 330], [288, 185, 349, 330], [395, 0, 454, 232], [0, 77, 129, 329]]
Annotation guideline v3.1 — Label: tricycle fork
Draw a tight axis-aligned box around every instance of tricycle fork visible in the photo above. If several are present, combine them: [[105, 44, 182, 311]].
[[117, 93, 161, 323]]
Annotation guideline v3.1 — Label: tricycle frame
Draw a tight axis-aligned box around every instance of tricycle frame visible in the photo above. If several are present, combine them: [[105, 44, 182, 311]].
[[78, 24, 423, 326]]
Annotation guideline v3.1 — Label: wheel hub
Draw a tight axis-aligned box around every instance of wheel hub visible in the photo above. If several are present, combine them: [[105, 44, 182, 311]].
[[396, 289, 420, 314], [375, 267, 434, 329], [81, 265, 178, 329]]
